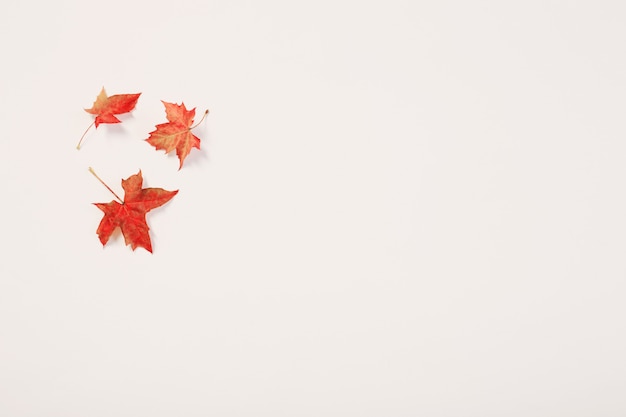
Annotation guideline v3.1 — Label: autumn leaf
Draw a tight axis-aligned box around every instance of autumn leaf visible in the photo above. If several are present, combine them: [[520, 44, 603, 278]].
[[90, 167, 178, 253], [146, 101, 209, 169], [77, 87, 141, 149], [85, 87, 141, 127]]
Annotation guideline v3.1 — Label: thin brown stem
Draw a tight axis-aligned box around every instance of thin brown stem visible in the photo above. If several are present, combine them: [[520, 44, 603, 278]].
[[190, 109, 209, 130], [76, 121, 95, 150], [88, 167, 123, 203]]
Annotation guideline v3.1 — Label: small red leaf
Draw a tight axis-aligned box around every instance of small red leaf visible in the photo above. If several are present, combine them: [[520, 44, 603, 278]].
[[85, 87, 141, 127], [93, 170, 178, 253], [77, 88, 141, 149]]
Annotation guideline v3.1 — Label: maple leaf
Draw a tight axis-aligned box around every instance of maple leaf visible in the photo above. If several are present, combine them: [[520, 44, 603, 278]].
[[146, 101, 209, 169], [90, 168, 178, 253], [77, 87, 141, 149], [85, 87, 141, 127]]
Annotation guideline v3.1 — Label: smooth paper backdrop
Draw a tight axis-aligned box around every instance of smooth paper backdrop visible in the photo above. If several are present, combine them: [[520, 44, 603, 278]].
[[1, 1, 625, 415]]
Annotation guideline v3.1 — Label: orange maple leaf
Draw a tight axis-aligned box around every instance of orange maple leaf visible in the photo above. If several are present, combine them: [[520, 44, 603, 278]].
[[90, 168, 178, 253], [146, 101, 209, 169]]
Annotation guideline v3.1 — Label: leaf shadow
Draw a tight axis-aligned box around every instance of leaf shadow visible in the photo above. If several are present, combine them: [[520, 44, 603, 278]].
[[143, 206, 176, 253], [181, 146, 210, 169], [182, 123, 212, 168], [102, 124, 128, 137], [100, 113, 137, 140]]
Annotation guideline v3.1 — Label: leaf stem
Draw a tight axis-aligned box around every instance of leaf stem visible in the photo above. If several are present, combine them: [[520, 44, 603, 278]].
[[89, 167, 124, 203], [190, 109, 209, 130], [76, 121, 95, 150]]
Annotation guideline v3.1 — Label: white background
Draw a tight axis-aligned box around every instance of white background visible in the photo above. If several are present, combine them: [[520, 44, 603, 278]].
[[1, 0, 626, 415]]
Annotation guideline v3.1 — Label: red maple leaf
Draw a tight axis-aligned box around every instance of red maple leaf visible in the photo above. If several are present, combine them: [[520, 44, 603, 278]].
[[90, 168, 178, 253], [146, 101, 209, 169], [77, 87, 141, 149], [85, 87, 141, 127]]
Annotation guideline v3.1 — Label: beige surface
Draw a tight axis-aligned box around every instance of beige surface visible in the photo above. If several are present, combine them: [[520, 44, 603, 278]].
[[1, 1, 625, 415]]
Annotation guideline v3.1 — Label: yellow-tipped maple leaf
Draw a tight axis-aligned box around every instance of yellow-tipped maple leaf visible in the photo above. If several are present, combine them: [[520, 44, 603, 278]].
[[145, 101, 208, 169], [77, 87, 141, 149], [85, 87, 141, 127]]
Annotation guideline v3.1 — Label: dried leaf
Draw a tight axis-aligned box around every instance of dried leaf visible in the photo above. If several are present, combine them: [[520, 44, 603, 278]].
[[85, 87, 141, 127], [92, 169, 178, 253], [77, 87, 141, 149], [146, 101, 208, 169]]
